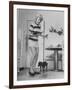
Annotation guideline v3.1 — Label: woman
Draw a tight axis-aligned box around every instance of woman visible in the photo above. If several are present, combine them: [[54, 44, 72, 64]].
[[28, 14, 48, 76]]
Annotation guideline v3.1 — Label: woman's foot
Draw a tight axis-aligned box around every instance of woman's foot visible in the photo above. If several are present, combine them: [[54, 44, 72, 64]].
[[29, 71, 35, 76], [29, 68, 40, 76], [34, 71, 40, 74], [34, 68, 40, 74], [29, 68, 35, 76]]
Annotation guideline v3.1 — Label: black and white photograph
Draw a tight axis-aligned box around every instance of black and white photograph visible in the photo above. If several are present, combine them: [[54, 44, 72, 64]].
[[17, 9, 64, 80], [9, 1, 70, 88]]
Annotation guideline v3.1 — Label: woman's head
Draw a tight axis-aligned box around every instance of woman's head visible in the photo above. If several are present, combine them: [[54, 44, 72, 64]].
[[35, 14, 43, 25]]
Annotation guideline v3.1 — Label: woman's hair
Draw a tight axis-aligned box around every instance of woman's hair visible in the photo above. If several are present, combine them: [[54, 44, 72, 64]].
[[35, 14, 43, 23]]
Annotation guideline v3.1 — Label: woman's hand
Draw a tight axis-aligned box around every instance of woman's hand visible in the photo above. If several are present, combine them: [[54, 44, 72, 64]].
[[40, 33, 48, 38]]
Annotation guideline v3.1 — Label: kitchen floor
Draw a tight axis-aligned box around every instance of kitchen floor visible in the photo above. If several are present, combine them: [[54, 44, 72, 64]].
[[17, 68, 64, 81]]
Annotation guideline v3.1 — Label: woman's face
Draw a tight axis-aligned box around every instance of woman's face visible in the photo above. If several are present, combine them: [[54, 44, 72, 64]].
[[36, 17, 41, 25]]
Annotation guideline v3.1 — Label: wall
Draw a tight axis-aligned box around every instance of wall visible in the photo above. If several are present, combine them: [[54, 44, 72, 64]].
[[0, 0, 72, 90]]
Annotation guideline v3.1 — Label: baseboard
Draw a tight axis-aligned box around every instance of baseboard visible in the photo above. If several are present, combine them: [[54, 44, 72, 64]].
[[19, 67, 24, 71], [18, 67, 64, 72]]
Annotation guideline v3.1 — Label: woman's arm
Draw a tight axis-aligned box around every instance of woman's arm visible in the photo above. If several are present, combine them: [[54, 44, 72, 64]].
[[40, 33, 48, 38]]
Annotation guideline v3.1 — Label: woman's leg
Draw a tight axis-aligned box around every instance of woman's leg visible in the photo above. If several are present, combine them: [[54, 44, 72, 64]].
[[31, 47, 39, 67], [29, 47, 39, 73], [31, 47, 39, 73], [29, 47, 36, 73]]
